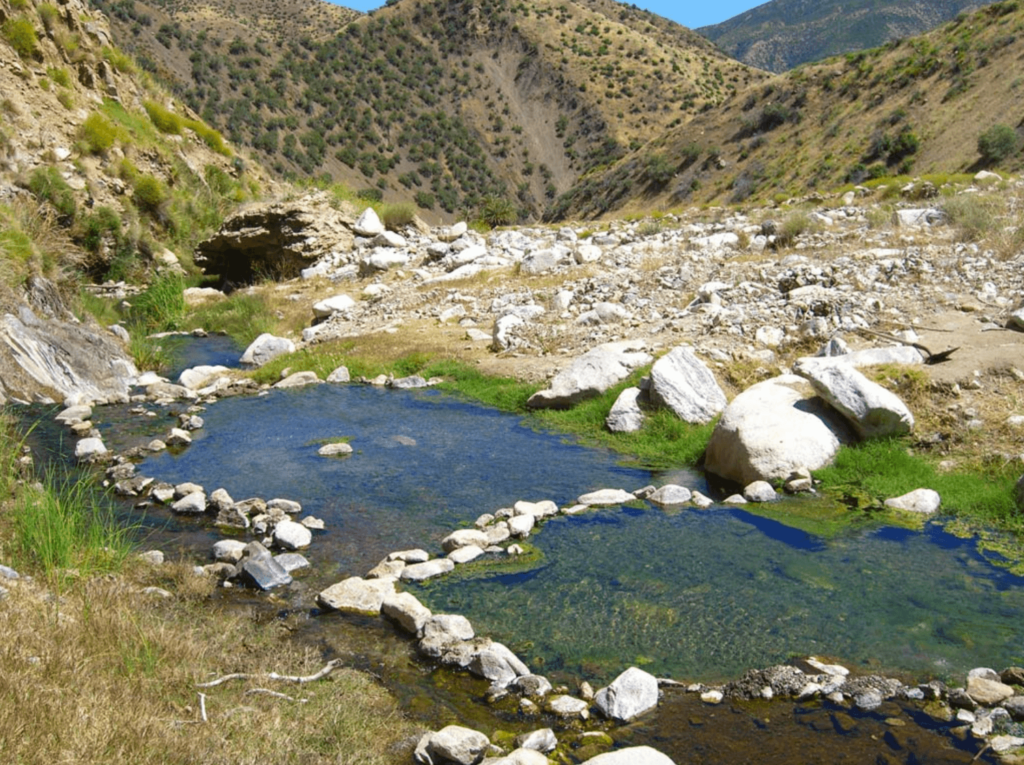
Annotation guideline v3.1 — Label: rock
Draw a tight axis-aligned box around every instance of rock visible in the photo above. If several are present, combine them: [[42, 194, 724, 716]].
[[577, 302, 631, 325], [892, 208, 944, 227], [400, 558, 455, 582], [212, 539, 247, 563], [0, 564, 20, 580], [178, 365, 230, 390], [137, 550, 164, 565], [580, 747, 676, 764], [449, 545, 485, 564], [171, 491, 207, 514], [606, 387, 644, 433], [517, 728, 557, 753], [705, 375, 853, 485], [354, 208, 385, 237], [274, 553, 311, 573], [854, 689, 884, 711], [1005, 697, 1024, 721], [183, 287, 226, 305], [514, 500, 559, 517], [0, 287, 138, 404], [527, 341, 652, 410], [594, 666, 660, 722], [794, 359, 914, 439], [648, 346, 727, 424], [327, 365, 351, 383], [491, 314, 525, 352], [884, 488, 941, 514], [442, 529, 490, 553], [743, 481, 778, 503], [391, 375, 429, 389], [578, 488, 635, 506], [691, 491, 714, 508], [166, 428, 192, 447], [513, 675, 554, 698], [382, 591, 432, 636], [388, 548, 432, 563], [507, 514, 535, 537], [272, 519, 312, 550], [1002, 667, 1024, 686], [147, 382, 198, 402], [414, 725, 489, 765], [267, 498, 302, 515], [546, 695, 589, 719], [240, 334, 295, 368], [318, 442, 353, 457], [648, 485, 692, 505], [274, 371, 321, 389], [74, 437, 107, 462], [300, 516, 325, 530], [195, 195, 357, 284], [317, 576, 396, 614], [470, 645, 527, 688], [56, 404, 92, 424], [239, 551, 292, 590], [312, 294, 356, 319], [966, 676, 1015, 706], [423, 614, 475, 643]]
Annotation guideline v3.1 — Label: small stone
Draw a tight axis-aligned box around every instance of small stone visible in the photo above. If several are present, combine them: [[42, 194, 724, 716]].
[[743, 481, 778, 502], [137, 550, 164, 565], [318, 442, 353, 457], [884, 488, 941, 514]]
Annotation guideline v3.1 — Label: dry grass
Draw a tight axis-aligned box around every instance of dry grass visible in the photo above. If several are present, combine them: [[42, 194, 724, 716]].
[[0, 562, 416, 765]]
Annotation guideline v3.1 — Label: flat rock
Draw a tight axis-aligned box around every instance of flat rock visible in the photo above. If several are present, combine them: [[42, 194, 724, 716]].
[[171, 491, 207, 514], [546, 695, 589, 719], [212, 539, 247, 563], [327, 365, 351, 383], [648, 485, 692, 506], [317, 576, 395, 613], [705, 375, 853, 485], [795, 359, 914, 439], [884, 488, 941, 514], [274, 371, 321, 389], [178, 365, 229, 390], [578, 488, 635, 506], [514, 500, 559, 517], [527, 341, 652, 409], [239, 554, 292, 590], [400, 558, 455, 581], [743, 481, 778, 503], [74, 437, 107, 462], [318, 442, 353, 457], [594, 666, 660, 723], [648, 346, 727, 424], [449, 545, 485, 564], [967, 676, 1015, 706], [606, 386, 645, 433], [274, 553, 311, 573], [312, 294, 355, 319], [442, 529, 490, 553]]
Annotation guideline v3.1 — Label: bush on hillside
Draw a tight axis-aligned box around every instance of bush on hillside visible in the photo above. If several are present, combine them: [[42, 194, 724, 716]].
[[479, 196, 517, 228], [79, 112, 118, 154], [977, 124, 1019, 165], [2, 16, 39, 59], [380, 202, 416, 230], [132, 174, 168, 215], [143, 100, 184, 135], [26, 166, 76, 221]]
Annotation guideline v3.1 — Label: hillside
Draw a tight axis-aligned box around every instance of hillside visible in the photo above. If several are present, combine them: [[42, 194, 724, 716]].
[[554, 0, 1024, 219], [89, 0, 766, 221], [698, 0, 989, 73]]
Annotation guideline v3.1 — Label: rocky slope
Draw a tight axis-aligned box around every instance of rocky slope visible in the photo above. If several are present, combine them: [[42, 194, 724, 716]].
[[698, 0, 987, 73], [556, 0, 1024, 218], [89, 0, 764, 221]]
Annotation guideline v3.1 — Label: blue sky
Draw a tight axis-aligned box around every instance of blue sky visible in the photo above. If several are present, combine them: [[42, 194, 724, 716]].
[[328, 1, 766, 29]]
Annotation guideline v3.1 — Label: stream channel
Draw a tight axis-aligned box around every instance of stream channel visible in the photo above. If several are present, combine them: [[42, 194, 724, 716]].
[[26, 336, 1024, 763]]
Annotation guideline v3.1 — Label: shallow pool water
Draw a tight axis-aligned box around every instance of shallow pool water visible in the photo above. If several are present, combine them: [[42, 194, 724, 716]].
[[133, 382, 1024, 686]]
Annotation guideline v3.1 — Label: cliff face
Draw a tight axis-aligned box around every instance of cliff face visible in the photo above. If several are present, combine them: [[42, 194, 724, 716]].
[[0, 278, 138, 405]]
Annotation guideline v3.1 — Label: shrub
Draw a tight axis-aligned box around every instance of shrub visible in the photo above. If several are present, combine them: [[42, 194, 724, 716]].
[[977, 124, 1019, 165], [479, 195, 517, 228], [101, 45, 135, 73], [132, 174, 168, 214], [941, 193, 999, 242], [2, 16, 39, 59], [644, 153, 676, 185], [380, 202, 416, 230], [78, 206, 121, 252], [46, 66, 70, 88], [143, 100, 184, 134], [127, 272, 185, 332], [80, 112, 117, 154], [414, 191, 435, 209], [37, 3, 59, 32], [26, 166, 76, 221], [186, 119, 231, 156], [356, 188, 383, 202]]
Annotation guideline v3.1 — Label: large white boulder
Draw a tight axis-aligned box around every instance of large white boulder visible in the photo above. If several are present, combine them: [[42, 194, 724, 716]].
[[884, 488, 941, 514], [414, 726, 490, 765], [317, 576, 395, 614], [240, 333, 294, 368], [795, 359, 914, 439], [312, 294, 355, 319], [606, 387, 645, 433], [354, 207, 385, 237], [527, 341, 652, 409], [704, 375, 853, 485], [594, 666, 660, 722], [648, 346, 727, 424], [272, 519, 312, 550], [581, 746, 677, 764]]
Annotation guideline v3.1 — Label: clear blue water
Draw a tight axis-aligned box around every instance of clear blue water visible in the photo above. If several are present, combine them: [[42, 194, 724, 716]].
[[137, 382, 1024, 685]]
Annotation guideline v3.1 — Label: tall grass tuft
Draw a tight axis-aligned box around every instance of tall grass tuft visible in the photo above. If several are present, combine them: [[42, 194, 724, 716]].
[[189, 291, 274, 347], [127, 273, 186, 332], [941, 193, 999, 242], [11, 474, 133, 579]]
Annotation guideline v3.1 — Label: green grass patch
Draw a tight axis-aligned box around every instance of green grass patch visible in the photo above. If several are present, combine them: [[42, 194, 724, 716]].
[[126, 273, 186, 333], [10, 469, 134, 581], [143, 100, 184, 135], [188, 291, 275, 347], [27, 165, 76, 220], [2, 15, 38, 59], [815, 438, 1020, 527], [79, 111, 119, 155]]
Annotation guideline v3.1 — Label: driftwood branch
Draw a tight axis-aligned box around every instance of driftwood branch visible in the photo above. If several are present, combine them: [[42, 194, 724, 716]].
[[196, 658, 343, 689], [855, 327, 959, 364], [245, 688, 308, 703], [198, 692, 208, 723]]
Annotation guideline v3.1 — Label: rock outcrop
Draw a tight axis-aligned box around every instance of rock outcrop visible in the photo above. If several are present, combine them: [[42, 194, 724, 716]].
[[527, 341, 652, 409]]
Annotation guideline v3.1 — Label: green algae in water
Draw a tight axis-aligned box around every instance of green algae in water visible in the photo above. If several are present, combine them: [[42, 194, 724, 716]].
[[412, 505, 1024, 686]]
